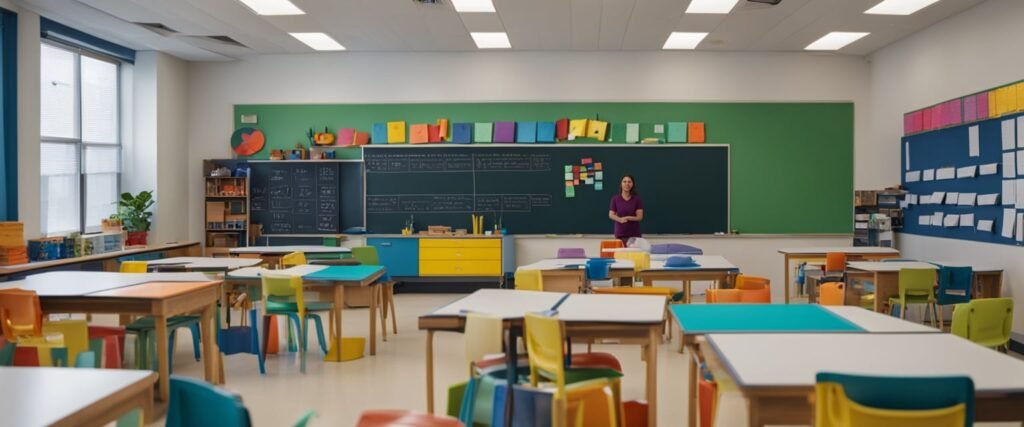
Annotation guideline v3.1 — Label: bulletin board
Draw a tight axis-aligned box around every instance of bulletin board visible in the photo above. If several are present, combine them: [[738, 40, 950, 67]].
[[901, 111, 1024, 246]]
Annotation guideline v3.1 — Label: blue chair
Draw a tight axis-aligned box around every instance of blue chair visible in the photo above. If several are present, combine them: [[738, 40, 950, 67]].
[[937, 266, 973, 306], [166, 375, 251, 427], [815, 372, 974, 427], [0, 338, 13, 366]]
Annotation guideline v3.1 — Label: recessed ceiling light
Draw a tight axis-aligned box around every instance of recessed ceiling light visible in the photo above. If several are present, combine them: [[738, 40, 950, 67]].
[[289, 32, 346, 51], [452, 0, 495, 13], [236, 0, 304, 16], [685, 0, 740, 14], [470, 32, 510, 49], [805, 32, 869, 51], [662, 32, 709, 50], [865, 0, 940, 15]]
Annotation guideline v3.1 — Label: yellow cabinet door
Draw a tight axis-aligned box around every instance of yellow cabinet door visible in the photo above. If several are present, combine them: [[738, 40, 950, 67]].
[[420, 260, 502, 276], [419, 238, 501, 248], [420, 247, 501, 261]]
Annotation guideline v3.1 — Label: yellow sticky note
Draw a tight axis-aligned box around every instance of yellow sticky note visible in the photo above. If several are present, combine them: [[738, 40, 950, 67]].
[[569, 119, 588, 137], [387, 121, 406, 143], [1017, 83, 1024, 113], [988, 90, 997, 118], [587, 120, 608, 141], [1004, 86, 1018, 114], [581, 172, 588, 180]]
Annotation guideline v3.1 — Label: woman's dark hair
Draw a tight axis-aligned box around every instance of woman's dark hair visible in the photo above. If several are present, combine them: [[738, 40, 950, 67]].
[[622, 174, 637, 196]]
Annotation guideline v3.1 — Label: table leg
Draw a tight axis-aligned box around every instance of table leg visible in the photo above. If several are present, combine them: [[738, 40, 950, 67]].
[[688, 345, 698, 427], [873, 272, 899, 314], [155, 315, 170, 401], [142, 377, 155, 424], [684, 280, 691, 304], [324, 286, 345, 362], [425, 329, 435, 414], [646, 326, 658, 427], [369, 285, 377, 356], [201, 302, 221, 384], [783, 255, 791, 304]]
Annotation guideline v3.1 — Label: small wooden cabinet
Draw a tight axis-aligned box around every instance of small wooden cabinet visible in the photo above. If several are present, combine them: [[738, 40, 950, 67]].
[[367, 236, 510, 282]]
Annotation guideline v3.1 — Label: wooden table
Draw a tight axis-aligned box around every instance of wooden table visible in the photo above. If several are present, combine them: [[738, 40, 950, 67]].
[[516, 258, 635, 292], [229, 245, 352, 268], [0, 367, 157, 427], [418, 289, 666, 427], [0, 242, 201, 281], [227, 264, 386, 359], [636, 255, 740, 303], [147, 257, 262, 272], [845, 261, 1003, 313], [701, 333, 1024, 426], [670, 304, 937, 427], [777, 246, 900, 303]]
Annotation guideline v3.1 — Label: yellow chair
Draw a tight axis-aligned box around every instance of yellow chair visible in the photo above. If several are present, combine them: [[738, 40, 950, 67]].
[[261, 272, 326, 372], [515, 269, 544, 291], [524, 312, 623, 427], [42, 319, 90, 367], [890, 268, 939, 327], [815, 372, 972, 427], [952, 298, 1013, 351], [120, 261, 149, 273], [464, 312, 503, 372], [281, 251, 307, 267], [613, 251, 650, 273]]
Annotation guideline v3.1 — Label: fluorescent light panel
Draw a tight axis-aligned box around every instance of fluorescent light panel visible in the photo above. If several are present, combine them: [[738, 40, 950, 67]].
[[470, 32, 510, 49], [865, 0, 940, 15], [236, 0, 304, 15], [290, 32, 346, 51], [662, 32, 708, 50], [805, 32, 869, 51], [452, 0, 495, 13], [686, 0, 740, 14]]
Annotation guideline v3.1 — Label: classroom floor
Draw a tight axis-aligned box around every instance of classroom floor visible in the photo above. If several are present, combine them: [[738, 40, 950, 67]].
[[145, 293, 1020, 427]]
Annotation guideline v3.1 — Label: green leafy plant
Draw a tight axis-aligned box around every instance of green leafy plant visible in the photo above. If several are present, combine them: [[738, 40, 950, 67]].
[[114, 191, 155, 232]]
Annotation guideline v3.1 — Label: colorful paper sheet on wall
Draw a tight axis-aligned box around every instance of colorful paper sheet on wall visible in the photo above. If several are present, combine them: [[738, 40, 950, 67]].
[[537, 122, 556, 143], [372, 123, 388, 145], [610, 123, 627, 142], [516, 122, 537, 143], [452, 123, 472, 144], [353, 131, 370, 146], [587, 120, 608, 141], [474, 123, 493, 143], [437, 119, 449, 141], [625, 123, 640, 143], [569, 119, 589, 138], [494, 121, 516, 143], [555, 118, 570, 141], [336, 128, 355, 146], [688, 122, 706, 143], [387, 121, 406, 144], [230, 127, 265, 156], [427, 124, 441, 143], [667, 122, 688, 143], [978, 91, 990, 119], [409, 124, 429, 144]]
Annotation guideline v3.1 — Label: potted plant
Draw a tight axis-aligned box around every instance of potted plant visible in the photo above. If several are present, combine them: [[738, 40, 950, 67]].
[[115, 191, 154, 246]]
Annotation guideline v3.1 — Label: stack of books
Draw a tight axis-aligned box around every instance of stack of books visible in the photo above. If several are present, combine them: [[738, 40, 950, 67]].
[[0, 222, 28, 266]]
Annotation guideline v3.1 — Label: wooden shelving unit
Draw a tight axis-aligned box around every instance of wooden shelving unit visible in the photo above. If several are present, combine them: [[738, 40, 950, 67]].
[[854, 188, 907, 247], [203, 160, 250, 250]]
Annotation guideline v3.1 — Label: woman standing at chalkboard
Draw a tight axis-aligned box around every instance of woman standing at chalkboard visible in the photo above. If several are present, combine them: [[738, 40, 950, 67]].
[[608, 175, 644, 245]]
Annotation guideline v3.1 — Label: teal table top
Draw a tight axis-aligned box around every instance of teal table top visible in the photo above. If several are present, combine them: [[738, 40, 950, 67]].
[[670, 304, 864, 334], [303, 265, 385, 282]]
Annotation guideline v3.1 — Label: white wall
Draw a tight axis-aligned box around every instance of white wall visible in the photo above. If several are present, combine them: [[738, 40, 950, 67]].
[[869, 0, 1024, 332], [15, 8, 40, 238]]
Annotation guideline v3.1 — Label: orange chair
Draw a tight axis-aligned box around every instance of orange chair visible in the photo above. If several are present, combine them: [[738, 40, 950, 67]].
[[819, 282, 845, 306], [356, 410, 464, 426], [735, 275, 769, 290], [707, 289, 742, 303], [735, 275, 771, 303], [599, 240, 624, 259], [824, 252, 846, 274], [0, 289, 43, 340]]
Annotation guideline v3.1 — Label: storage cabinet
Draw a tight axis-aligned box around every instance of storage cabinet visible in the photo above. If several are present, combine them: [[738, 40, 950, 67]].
[[367, 237, 419, 277], [419, 238, 501, 276]]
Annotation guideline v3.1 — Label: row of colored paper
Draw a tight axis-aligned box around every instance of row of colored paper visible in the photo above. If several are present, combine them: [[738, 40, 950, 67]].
[[329, 118, 707, 146], [904, 80, 1024, 136], [564, 158, 604, 198]]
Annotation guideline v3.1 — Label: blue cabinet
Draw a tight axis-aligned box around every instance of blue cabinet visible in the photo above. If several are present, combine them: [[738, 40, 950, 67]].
[[367, 238, 419, 277]]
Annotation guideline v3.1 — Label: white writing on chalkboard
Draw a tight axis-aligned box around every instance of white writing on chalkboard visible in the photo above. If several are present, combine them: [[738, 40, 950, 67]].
[[367, 194, 552, 214], [251, 163, 341, 233]]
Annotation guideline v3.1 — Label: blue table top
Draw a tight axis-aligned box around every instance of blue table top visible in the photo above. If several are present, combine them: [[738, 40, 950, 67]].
[[670, 304, 864, 334], [302, 265, 386, 282]]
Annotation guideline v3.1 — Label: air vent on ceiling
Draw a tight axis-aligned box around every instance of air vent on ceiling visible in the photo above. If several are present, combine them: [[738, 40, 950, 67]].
[[182, 35, 249, 49], [133, 22, 179, 36]]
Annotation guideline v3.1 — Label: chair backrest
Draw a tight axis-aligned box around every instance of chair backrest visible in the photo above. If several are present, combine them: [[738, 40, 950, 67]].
[[964, 298, 1013, 348], [281, 251, 307, 267], [738, 287, 771, 304], [515, 269, 544, 291], [706, 289, 741, 304], [598, 240, 623, 259], [0, 337, 14, 366], [898, 268, 937, 299], [42, 319, 89, 365], [819, 282, 845, 306], [936, 266, 973, 306], [464, 313, 503, 372], [556, 248, 587, 259], [735, 275, 769, 291], [585, 258, 614, 281], [356, 410, 463, 427], [814, 372, 973, 427], [120, 261, 148, 273], [0, 289, 43, 340], [613, 251, 649, 272], [524, 312, 567, 398], [260, 272, 305, 313], [824, 252, 846, 273], [166, 375, 252, 427], [351, 246, 380, 265]]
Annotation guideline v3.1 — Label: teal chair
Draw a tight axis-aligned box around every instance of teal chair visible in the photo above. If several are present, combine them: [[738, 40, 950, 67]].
[[0, 338, 14, 366], [260, 272, 330, 373], [351, 246, 397, 336], [952, 298, 1013, 351], [815, 372, 973, 426], [166, 375, 317, 427], [127, 317, 202, 372], [889, 268, 939, 327]]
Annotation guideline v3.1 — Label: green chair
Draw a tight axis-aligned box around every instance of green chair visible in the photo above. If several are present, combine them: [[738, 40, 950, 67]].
[[351, 246, 397, 336], [889, 268, 939, 327], [166, 375, 316, 427], [261, 272, 330, 373], [952, 298, 1013, 351], [815, 372, 973, 427], [0, 338, 14, 366], [127, 317, 201, 372]]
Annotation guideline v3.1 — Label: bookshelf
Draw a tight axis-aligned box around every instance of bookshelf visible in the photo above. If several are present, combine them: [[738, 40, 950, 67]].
[[203, 160, 250, 250], [854, 188, 907, 247]]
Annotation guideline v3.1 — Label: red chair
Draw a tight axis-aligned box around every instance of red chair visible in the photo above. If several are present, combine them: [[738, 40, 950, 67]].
[[356, 410, 463, 427], [599, 240, 624, 259]]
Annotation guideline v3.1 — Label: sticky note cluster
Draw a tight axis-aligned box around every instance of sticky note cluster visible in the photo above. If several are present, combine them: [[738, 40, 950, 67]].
[[563, 158, 604, 198]]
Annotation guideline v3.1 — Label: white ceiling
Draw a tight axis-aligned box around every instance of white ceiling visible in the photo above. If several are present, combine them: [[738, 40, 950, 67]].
[[16, 0, 986, 61]]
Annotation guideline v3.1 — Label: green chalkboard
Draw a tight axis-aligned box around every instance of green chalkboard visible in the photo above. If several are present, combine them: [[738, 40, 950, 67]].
[[234, 102, 853, 233], [364, 145, 728, 234]]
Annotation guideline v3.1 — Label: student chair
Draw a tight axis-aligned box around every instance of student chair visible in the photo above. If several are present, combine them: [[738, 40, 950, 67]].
[[515, 269, 544, 291], [524, 312, 624, 427], [351, 246, 397, 336], [599, 240, 624, 259], [735, 275, 771, 304], [613, 251, 650, 284], [41, 319, 90, 367], [260, 272, 330, 373], [122, 260, 202, 371], [281, 251, 307, 267], [815, 372, 973, 427], [706, 289, 741, 303], [951, 298, 1013, 351], [166, 375, 251, 427], [890, 268, 939, 327], [0, 288, 43, 341], [556, 248, 588, 259], [356, 410, 463, 427], [819, 282, 845, 306]]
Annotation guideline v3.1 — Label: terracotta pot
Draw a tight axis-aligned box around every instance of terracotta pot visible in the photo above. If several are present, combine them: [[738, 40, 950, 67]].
[[126, 231, 148, 246]]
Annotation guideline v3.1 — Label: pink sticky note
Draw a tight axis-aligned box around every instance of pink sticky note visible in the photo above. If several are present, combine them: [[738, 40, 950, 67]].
[[337, 128, 355, 146], [964, 95, 977, 122], [977, 92, 989, 118]]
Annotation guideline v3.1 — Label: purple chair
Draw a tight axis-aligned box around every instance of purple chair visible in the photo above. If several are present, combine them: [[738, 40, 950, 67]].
[[651, 243, 703, 255], [556, 248, 587, 258]]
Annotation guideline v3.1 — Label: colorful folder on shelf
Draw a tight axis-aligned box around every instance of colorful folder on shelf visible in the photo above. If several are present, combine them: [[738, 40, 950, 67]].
[[387, 121, 406, 144], [516, 121, 537, 143], [587, 120, 608, 141], [353, 131, 370, 146], [537, 122, 556, 143], [409, 124, 429, 144], [569, 119, 589, 138], [667, 122, 688, 143], [372, 123, 388, 145], [437, 119, 449, 141], [494, 121, 516, 143], [474, 123, 493, 143], [336, 128, 355, 146], [688, 122, 705, 143], [555, 118, 569, 141], [452, 123, 473, 144]]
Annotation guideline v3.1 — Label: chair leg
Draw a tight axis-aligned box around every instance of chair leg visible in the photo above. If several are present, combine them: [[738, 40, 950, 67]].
[[189, 323, 201, 361], [900, 304, 906, 320], [308, 314, 328, 355], [379, 286, 388, 342], [250, 309, 266, 375], [389, 285, 398, 334], [298, 312, 307, 374], [286, 315, 299, 353], [261, 315, 272, 358]]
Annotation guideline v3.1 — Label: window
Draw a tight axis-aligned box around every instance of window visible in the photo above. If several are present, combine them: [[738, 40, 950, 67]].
[[40, 41, 121, 235]]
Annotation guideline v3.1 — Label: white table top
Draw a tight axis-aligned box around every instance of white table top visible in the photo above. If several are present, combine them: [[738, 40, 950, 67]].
[[148, 257, 261, 270], [229, 245, 352, 255], [0, 367, 155, 427], [646, 255, 738, 271], [846, 261, 938, 272], [517, 258, 634, 271], [778, 246, 899, 255], [706, 333, 1024, 392], [425, 289, 567, 319], [227, 265, 329, 280], [823, 306, 938, 333], [0, 271, 215, 296], [555, 293, 666, 324]]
